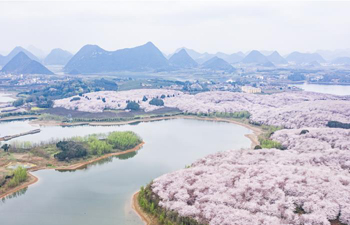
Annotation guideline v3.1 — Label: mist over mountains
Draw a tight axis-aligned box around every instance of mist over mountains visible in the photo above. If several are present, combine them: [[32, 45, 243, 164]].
[[44, 48, 73, 65], [286, 52, 326, 64], [202, 56, 235, 71], [0, 46, 40, 66], [1, 42, 350, 75]]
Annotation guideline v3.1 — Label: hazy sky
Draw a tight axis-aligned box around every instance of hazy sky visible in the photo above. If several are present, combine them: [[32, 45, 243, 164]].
[[0, 1, 350, 55]]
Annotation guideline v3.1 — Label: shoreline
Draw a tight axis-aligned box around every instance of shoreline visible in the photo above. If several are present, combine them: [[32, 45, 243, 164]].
[[127, 116, 262, 225], [0, 172, 38, 199], [2, 115, 262, 222], [56, 141, 145, 171], [132, 191, 158, 225], [0, 142, 145, 199], [30, 115, 261, 147]]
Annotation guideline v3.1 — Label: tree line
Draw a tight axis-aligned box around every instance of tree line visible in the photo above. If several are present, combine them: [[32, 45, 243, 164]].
[[138, 183, 207, 225], [54, 131, 142, 161]]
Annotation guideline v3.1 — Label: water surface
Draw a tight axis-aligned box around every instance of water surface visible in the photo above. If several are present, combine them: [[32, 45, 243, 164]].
[[293, 83, 350, 96], [0, 119, 252, 225], [0, 92, 15, 103]]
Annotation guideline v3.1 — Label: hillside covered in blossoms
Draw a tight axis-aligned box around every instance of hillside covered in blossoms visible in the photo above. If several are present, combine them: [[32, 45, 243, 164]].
[[151, 129, 350, 225], [54, 89, 350, 128]]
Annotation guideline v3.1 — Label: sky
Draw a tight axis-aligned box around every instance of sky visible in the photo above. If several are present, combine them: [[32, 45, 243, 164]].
[[0, 1, 350, 55]]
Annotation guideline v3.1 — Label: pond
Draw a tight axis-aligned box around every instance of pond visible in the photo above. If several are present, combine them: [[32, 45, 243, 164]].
[[0, 118, 252, 225]]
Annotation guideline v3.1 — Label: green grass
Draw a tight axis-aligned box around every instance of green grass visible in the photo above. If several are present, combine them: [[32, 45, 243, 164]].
[[259, 139, 283, 149], [31, 107, 45, 111]]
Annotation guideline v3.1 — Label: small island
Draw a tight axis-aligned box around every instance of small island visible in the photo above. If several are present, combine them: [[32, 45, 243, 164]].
[[0, 131, 143, 198]]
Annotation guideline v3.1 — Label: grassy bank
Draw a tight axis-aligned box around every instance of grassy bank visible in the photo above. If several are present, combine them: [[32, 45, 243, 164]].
[[0, 167, 28, 198], [137, 183, 207, 225]]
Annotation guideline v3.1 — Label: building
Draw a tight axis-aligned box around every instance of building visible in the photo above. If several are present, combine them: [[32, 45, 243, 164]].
[[241, 86, 262, 94]]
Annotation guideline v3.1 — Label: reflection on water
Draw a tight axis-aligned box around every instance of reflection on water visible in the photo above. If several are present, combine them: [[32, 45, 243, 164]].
[[115, 151, 138, 160], [1, 187, 28, 203], [57, 151, 139, 173], [128, 121, 141, 126]]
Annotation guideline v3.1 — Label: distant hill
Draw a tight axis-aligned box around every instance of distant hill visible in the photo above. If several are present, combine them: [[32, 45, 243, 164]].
[[44, 48, 73, 65], [261, 61, 275, 67], [215, 52, 244, 64], [332, 57, 350, 65], [236, 51, 246, 58], [286, 52, 326, 64], [267, 51, 288, 64], [0, 46, 40, 66], [242, 50, 271, 64], [0, 55, 4, 66], [173, 47, 245, 64], [316, 49, 350, 61], [174, 47, 203, 60], [1, 52, 53, 75], [307, 61, 321, 67], [64, 42, 169, 73], [168, 49, 198, 68], [195, 53, 215, 64], [27, 45, 47, 59], [202, 56, 234, 71], [173, 47, 215, 64], [68, 68, 81, 75]]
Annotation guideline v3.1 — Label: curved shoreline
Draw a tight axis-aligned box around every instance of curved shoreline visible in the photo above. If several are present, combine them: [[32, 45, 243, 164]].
[[31, 115, 261, 148], [132, 191, 158, 225], [128, 117, 262, 225], [0, 142, 145, 199], [3, 115, 261, 223]]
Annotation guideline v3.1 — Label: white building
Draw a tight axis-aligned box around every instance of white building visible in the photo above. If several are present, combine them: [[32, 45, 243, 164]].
[[241, 86, 261, 94]]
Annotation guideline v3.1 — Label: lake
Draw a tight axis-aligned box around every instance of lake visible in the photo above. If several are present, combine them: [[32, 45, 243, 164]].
[[293, 83, 350, 96], [0, 92, 15, 103], [0, 118, 252, 225]]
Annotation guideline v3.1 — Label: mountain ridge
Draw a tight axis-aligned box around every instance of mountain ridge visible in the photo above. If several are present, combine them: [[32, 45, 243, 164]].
[[168, 49, 198, 68], [0, 46, 40, 66], [44, 48, 73, 65], [1, 52, 53, 75], [64, 42, 169, 73]]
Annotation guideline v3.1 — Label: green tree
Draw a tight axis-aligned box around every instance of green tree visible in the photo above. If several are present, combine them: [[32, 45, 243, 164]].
[[88, 137, 112, 156], [107, 131, 141, 150], [12, 99, 24, 107], [126, 101, 140, 111], [1, 144, 10, 152], [149, 98, 164, 106], [7, 167, 27, 188]]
